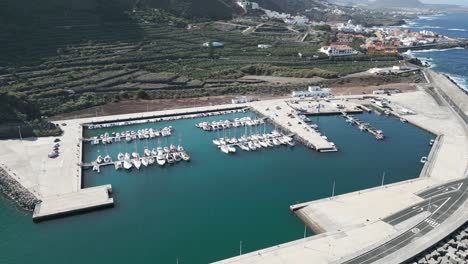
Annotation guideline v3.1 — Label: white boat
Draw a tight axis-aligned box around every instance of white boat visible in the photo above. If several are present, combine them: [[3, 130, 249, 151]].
[[248, 141, 256, 150], [133, 157, 142, 170], [287, 140, 295, 147], [420, 156, 428, 164], [170, 144, 177, 152], [123, 159, 132, 170], [104, 155, 112, 163], [115, 161, 123, 170], [239, 143, 250, 151], [92, 164, 100, 173], [400, 118, 408, 123], [220, 145, 230, 154], [148, 157, 155, 165], [430, 139, 435, 146], [132, 152, 139, 158], [177, 145, 184, 152], [144, 149, 151, 157], [174, 153, 182, 162], [181, 152, 191, 161], [164, 146, 170, 153], [151, 149, 158, 156], [227, 145, 236, 153], [259, 140, 269, 148], [254, 141, 262, 149], [213, 139, 221, 145], [166, 153, 175, 164], [141, 157, 149, 167], [117, 152, 125, 161], [96, 155, 104, 164], [157, 154, 166, 166], [126, 135, 132, 142], [272, 138, 281, 146]]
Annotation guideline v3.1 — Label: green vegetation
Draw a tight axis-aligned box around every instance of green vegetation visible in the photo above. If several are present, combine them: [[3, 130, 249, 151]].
[[240, 64, 338, 78], [0, 7, 403, 130]]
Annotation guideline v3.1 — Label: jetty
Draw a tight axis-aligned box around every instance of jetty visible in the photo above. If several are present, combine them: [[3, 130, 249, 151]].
[[251, 99, 363, 152], [33, 185, 113, 222], [342, 112, 385, 140]]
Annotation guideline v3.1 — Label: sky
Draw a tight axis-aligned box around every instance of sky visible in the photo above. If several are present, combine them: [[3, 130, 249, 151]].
[[421, 0, 467, 5]]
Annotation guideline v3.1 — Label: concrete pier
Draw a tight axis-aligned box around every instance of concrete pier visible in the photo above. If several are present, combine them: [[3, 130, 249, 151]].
[[249, 99, 339, 152], [33, 185, 113, 222]]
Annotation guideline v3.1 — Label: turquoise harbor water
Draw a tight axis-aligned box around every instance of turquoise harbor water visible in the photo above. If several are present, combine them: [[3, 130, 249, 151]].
[[0, 111, 434, 264]]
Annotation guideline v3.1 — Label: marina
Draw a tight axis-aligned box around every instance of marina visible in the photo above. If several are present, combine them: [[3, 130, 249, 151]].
[[0, 93, 452, 264]]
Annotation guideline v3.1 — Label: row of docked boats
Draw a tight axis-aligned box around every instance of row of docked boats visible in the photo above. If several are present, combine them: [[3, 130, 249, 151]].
[[343, 114, 385, 140], [212, 131, 295, 154], [93, 145, 190, 173], [90, 127, 172, 145], [86, 109, 247, 130], [196, 117, 264, 131]]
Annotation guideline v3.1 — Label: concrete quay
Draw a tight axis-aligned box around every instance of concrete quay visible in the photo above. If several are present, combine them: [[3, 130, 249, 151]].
[[249, 99, 339, 152], [33, 184, 113, 222]]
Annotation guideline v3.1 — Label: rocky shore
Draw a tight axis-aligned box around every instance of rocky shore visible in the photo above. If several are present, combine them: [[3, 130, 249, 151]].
[[409, 224, 468, 264], [0, 166, 40, 211]]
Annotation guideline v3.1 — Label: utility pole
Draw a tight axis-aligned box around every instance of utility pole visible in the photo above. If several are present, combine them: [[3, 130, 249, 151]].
[[331, 180, 336, 199], [381, 171, 386, 187], [18, 125, 23, 142]]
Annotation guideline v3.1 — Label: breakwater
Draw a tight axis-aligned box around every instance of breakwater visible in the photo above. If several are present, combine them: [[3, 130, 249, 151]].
[[0, 166, 40, 211]]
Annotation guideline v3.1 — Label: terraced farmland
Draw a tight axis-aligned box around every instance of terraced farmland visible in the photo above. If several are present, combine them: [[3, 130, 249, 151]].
[[0, 10, 400, 117]]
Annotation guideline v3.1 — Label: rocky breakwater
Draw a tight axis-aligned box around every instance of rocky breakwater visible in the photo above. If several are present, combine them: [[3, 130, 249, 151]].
[[409, 224, 468, 264], [0, 166, 40, 211]]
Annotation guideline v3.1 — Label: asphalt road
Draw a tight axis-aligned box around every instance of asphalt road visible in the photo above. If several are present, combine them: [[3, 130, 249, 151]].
[[342, 178, 468, 264]]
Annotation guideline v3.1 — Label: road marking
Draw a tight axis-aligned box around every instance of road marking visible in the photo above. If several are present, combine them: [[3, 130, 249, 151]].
[[342, 182, 468, 264], [424, 218, 440, 228]]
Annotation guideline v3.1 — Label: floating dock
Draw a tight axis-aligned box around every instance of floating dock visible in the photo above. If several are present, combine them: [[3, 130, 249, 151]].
[[33, 185, 114, 222]]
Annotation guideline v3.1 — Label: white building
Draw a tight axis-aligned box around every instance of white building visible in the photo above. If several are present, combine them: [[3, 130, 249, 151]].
[[258, 44, 272, 49], [292, 86, 331, 98], [202, 42, 224, 48], [320, 45, 358, 57]]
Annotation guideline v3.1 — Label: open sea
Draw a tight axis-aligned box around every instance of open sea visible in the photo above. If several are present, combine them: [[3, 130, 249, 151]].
[[403, 13, 468, 91], [0, 111, 434, 264]]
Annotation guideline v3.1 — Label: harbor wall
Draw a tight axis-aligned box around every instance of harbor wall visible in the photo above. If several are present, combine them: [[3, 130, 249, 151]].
[[85, 106, 247, 126], [32, 201, 114, 223], [0, 166, 40, 211]]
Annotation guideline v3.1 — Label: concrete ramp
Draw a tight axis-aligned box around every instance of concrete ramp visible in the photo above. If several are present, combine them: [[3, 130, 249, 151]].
[[33, 184, 113, 222]]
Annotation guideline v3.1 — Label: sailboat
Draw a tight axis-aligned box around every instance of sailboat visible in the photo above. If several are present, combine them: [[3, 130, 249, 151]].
[[115, 161, 123, 170], [123, 153, 133, 170], [133, 154, 142, 170], [104, 155, 112, 163], [141, 156, 149, 167], [220, 145, 230, 154], [157, 151, 166, 166]]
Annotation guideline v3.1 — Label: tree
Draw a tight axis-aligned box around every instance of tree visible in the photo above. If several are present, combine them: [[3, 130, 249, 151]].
[[135, 89, 150, 100]]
